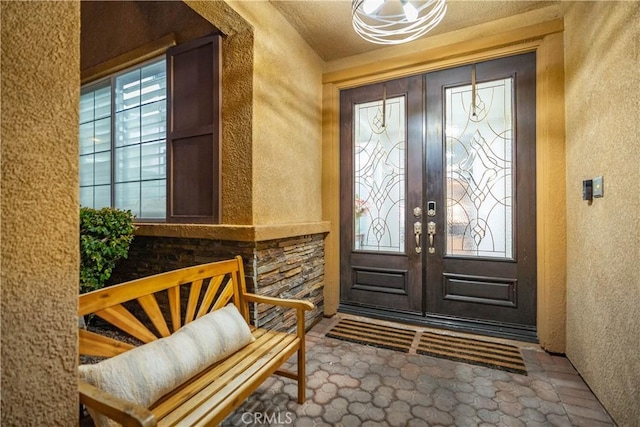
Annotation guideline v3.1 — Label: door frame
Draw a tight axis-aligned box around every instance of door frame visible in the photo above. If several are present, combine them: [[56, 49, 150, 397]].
[[322, 20, 567, 352]]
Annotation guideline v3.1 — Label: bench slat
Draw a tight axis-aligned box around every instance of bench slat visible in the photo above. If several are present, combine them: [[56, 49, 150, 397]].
[[195, 275, 224, 319], [157, 330, 298, 426], [79, 329, 135, 357], [79, 258, 241, 316], [95, 304, 158, 344], [167, 286, 181, 333], [211, 279, 234, 312], [137, 294, 171, 338], [193, 339, 299, 427], [150, 328, 273, 419], [184, 279, 203, 324]]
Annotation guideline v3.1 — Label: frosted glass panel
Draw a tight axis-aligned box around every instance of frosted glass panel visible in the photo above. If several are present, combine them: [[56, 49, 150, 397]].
[[94, 118, 111, 153], [445, 78, 514, 259], [80, 94, 94, 124], [115, 108, 141, 147], [94, 185, 111, 209], [80, 187, 93, 208], [353, 96, 406, 253], [94, 151, 111, 185], [141, 101, 166, 142], [79, 123, 94, 155], [79, 155, 94, 186], [141, 140, 166, 180], [141, 62, 166, 104], [141, 180, 166, 219], [94, 86, 111, 119], [115, 182, 141, 217], [115, 145, 140, 182], [116, 69, 142, 111]]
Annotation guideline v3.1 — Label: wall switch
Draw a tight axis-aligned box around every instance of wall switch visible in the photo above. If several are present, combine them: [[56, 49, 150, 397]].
[[583, 179, 593, 201], [593, 176, 604, 198]]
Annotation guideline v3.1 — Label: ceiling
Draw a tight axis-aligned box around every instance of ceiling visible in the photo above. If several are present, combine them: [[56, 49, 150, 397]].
[[268, 0, 553, 61]]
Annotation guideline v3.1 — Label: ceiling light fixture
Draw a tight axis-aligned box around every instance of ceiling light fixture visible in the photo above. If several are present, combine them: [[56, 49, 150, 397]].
[[352, 0, 447, 45]]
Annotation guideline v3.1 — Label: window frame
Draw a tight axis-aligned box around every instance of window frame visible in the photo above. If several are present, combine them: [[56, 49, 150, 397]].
[[80, 56, 168, 222]]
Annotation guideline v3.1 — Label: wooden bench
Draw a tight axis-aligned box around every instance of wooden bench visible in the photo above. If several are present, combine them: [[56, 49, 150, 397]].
[[78, 256, 314, 426]]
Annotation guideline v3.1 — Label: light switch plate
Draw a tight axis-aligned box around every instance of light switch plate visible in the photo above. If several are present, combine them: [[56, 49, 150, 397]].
[[593, 176, 604, 198]]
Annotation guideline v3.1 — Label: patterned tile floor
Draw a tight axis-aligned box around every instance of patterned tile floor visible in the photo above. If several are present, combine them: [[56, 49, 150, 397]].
[[223, 315, 616, 427]]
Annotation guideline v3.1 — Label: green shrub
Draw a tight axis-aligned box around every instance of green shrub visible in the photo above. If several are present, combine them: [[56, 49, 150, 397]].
[[80, 207, 136, 294]]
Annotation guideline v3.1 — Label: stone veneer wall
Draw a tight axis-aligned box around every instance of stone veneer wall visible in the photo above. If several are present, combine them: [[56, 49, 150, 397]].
[[109, 233, 325, 331], [253, 236, 325, 331]]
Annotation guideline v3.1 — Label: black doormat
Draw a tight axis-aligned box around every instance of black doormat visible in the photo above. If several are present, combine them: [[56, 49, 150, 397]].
[[417, 331, 527, 375], [325, 318, 414, 352], [325, 318, 527, 375]]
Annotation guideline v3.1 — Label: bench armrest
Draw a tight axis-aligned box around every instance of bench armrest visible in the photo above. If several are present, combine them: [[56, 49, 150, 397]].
[[80, 380, 157, 427], [243, 293, 314, 311]]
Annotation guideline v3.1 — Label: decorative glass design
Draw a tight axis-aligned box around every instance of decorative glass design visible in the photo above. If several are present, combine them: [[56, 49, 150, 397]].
[[354, 96, 406, 252], [445, 78, 514, 259]]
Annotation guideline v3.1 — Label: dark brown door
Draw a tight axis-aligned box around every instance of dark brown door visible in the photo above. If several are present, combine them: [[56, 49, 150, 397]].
[[340, 53, 537, 338], [340, 76, 424, 314], [425, 53, 537, 331]]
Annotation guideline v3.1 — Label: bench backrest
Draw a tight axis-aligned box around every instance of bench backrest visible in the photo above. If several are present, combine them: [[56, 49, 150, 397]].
[[79, 256, 249, 359]]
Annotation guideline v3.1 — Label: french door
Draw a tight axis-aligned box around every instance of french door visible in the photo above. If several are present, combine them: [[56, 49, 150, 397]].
[[339, 53, 537, 340]]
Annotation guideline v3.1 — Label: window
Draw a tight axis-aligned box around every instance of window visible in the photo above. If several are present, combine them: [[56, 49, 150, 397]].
[[79, 58, 167, 219], [79, 34, 222, 223]]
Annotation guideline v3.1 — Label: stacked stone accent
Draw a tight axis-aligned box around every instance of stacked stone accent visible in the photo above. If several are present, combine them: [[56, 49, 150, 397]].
[[252, 234, 325, 332], [109, 233, 325, 331]]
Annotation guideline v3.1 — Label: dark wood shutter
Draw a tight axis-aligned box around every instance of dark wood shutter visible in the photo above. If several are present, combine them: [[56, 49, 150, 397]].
[[166, 34, 221, 223]]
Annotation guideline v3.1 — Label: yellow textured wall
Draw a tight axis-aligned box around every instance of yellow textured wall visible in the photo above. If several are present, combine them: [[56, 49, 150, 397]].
[[185, 1, 324, 226], [563, 2, 640, 426], [190, 1, 324, 225], [228, 1, 324, 225], [1, 2, 79, 425], [184, 0, 255, 225]]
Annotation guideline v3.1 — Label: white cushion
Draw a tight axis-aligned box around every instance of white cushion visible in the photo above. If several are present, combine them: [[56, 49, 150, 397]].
[[79, 304, 254, 427]]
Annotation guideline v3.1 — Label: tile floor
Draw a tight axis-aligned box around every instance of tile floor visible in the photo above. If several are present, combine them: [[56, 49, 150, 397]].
[[223, 314, 616, 427]]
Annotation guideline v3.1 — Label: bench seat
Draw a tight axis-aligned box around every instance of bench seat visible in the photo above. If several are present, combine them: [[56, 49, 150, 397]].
[[153, 329, 298, 426]]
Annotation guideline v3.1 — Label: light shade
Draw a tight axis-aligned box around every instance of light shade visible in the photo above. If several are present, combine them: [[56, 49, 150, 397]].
[[352, 0, 447, 45]]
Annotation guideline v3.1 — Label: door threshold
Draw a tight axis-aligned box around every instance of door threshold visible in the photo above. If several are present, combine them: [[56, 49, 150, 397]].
[[338, 303, 538, 343]]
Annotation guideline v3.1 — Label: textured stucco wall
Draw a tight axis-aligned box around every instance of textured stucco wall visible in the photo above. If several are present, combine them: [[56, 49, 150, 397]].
[[563, 2, 640, 426], [188, 0, 324, 226], [184, 0, 255, 225], [227, 1, 324, 225], [1, 2, 79, 425], [81, 1, 217, 71]]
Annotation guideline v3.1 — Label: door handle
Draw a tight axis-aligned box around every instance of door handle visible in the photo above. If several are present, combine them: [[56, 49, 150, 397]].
[[427, 221, 436, 254], [414, 221, 422, 254]]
